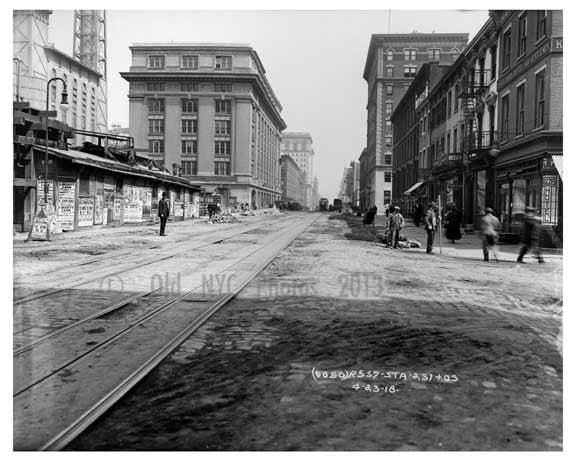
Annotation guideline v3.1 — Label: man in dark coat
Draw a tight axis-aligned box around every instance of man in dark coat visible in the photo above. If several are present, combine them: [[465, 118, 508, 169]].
[[517, 207, 544, 263], [158, 192, 170, 236], [424, 202, 437, 254]]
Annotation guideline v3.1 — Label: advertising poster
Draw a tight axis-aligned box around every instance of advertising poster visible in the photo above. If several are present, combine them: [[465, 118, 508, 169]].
[[542, 175, 558, 224], [123, 203, 143, 223], [174, 200, 184, 218], [94, 195, 104, 225], [114, 197, 123, 222], [57, 181, 75, 231], [36, 180, 55, 206], [78, 197, 95, 227]]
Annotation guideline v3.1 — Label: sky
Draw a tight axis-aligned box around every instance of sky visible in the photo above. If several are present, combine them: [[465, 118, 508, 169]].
[[47, 9, 490, 199]]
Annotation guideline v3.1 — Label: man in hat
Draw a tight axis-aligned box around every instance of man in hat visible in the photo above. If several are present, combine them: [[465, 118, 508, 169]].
[[480, 207, 500, 261], [423, 202, 438, 254], [158, 192, 170, 236], [387, 206, 405, 249], [517, 207, 544, 263]]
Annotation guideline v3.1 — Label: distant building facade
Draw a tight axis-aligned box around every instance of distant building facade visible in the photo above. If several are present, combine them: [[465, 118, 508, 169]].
[[281, 132, 314, 209], [280, 154, 305, 207], [362, 32, 469, 214], [121, 43, 287, 209]]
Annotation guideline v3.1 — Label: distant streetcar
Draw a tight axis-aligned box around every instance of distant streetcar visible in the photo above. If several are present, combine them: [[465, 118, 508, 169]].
[[319, 198, 329, 211]]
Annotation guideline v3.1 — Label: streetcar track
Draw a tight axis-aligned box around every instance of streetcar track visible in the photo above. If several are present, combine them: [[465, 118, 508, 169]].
[[13, 217, 294, 305], [14, 214, 317, 450]]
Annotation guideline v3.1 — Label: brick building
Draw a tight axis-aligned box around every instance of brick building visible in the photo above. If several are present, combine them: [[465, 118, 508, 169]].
[[279, 154, 305, 209], [121, 43, 286, 210], [280, 132, 315, 209], [362, 33, 469, 214]]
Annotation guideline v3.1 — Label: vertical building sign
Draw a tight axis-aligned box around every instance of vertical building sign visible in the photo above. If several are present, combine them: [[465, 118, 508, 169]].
[[541, 175, 558, 224]]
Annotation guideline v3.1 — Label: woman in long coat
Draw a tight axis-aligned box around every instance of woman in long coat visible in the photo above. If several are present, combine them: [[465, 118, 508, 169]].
[[445, 205, 462, 243]]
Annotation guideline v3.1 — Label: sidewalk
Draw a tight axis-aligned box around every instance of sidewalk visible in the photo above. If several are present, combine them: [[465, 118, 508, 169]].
[[370, 215, 562, 264]]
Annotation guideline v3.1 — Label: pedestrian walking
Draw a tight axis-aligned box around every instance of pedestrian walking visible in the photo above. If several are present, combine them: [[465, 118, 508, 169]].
[[424, 202, 437, 254], [480, 207, 500, 261], [413, 203, 423, 227], [388, 206, 405, 248], [158, 192, 170, 236], [445, 204, 462, 243], [517, 207, 544, 263]]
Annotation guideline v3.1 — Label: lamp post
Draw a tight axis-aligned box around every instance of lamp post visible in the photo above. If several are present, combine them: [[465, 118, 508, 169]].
[[43, 77, 69, 240]]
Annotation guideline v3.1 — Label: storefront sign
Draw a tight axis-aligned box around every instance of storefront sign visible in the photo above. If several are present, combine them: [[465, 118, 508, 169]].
[[541, 175, 558, 224], [78, 197, 95, 227], [551, 36, 563, 52]]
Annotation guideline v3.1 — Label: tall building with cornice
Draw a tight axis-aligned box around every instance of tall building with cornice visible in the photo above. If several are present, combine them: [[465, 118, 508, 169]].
[[121, 43, 286, 209], [280, 132, 314, 209], [362, 32, 469, 213]]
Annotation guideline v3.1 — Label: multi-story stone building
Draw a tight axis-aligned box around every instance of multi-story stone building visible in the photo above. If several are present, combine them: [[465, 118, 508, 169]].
[[390, 62, 451, 215], [490, 10, 563, 245], [279, 154, 305, 208], [121, 43, 286, 209], [362, 33, 469, 214], [280, 132, 314, 209]]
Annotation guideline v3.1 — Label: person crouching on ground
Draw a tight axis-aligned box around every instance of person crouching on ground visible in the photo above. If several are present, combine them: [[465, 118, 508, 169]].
[[517, 207, 544, 264], [158, 192, 170, 236], [424, 202, 437, 254], [388, 206, 405, 248], [480, 207, 500, 261]]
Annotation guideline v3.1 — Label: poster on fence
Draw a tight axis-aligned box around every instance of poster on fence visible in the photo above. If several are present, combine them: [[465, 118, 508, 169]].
[[57, 182, 76, 231], [123, 202, 143, 223], [174, 200, 184, 218], [114, 197, 123, 222], [94, 194, 104, 225], [78, 197, 95, 227], [36, 180, 55, 206]]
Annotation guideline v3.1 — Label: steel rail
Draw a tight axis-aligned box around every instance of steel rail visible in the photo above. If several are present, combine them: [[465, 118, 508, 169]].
[[13, 216, 294, 305], [14, 216, 298, 353], [13, 215, 314, 396], [38, 215, 316, 451]]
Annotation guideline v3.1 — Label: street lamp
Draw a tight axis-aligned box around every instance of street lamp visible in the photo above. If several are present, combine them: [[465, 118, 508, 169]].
[[43, 77, 69, 240]]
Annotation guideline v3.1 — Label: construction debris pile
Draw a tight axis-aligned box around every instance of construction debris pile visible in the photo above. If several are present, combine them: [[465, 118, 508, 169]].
[[207, 212, 240, 224]]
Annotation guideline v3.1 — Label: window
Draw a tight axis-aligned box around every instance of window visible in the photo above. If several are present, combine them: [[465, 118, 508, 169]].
[[181, 140, 198, 155], [501, 94, 510, 138], [516, 83, 525, 133], [147, 82, 165, 92], [148, 139, 164, 153], [404, 49, 417, 60], [384, 172, 392, 182], [387, 50, 394, 61], [181, 55, 198, 69], [384, 154, 392, 165], [447, 90, 452, 116], [148, 98, 165, 113], [518, 14, 527, 56], [536, 11, 547, 40], [386, 117, 392, 128], [181, 160, 197, 176], [446, 133, 451, 154], [181, 98, 198, 113], [215, 140, 231, 155], [148, 55, 165, 69], [386, 66, 394, 77], [490, 46, 497, 81], [428, 49, 441, 60], [181, 82, 198, 92], [403, 65, 417, 77], [215, 99, 231, 114], [214, 161, 230, 175], [215, 55, 232, 69], [148, 119, 164, 134], [214, 83, 232, 93], [384, 191, 391, 203], [385, 102, 393, 113], [181, 119, 198, 134], [503, 29, 511, 69], [386, 85, 393, 95], [453, 127, 458, 152], [423, 115, 427, 133], [385, 135, 392, 147], [215, 120, 231, 135], [535, 69, 546, 127]]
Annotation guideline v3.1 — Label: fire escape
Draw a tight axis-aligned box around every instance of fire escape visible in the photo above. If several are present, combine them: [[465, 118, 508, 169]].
[[459, 67, 496, 159]]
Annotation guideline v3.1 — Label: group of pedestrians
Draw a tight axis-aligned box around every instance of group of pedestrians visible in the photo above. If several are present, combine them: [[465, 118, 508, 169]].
[[372, 201, 544, 263]]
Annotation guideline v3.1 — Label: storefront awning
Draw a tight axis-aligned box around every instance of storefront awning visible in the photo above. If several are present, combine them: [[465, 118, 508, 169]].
[[403, 181, 424, 195], [551, 155, 563, 180]]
